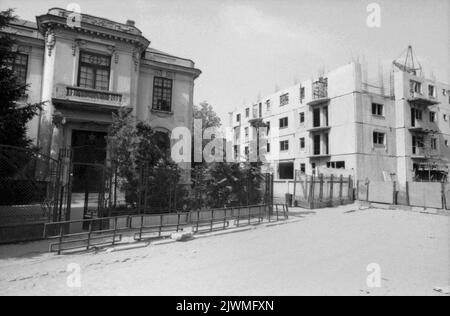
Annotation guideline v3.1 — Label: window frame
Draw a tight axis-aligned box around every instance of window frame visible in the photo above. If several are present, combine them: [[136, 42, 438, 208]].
[[429, 111, 436, 123], [373, 131, 386, 147], [372, 103, 384, 117], [299, 137, 305, 150], [77, 51, 111, 91], [7, 52, 29, 87], [280, 140, 289, 152], [299, 112, 305, 124], [152, 76, 173, 112], [279, 117, 289, 129]]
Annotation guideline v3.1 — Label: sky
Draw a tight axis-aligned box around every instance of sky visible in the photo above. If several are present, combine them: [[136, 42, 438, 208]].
[[1, 0, 449, 123]]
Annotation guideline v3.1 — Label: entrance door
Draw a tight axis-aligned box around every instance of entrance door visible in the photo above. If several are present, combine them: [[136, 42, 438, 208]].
[[70, 130, 107, 218]]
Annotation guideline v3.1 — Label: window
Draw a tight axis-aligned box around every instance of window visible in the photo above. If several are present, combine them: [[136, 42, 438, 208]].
[[7, 53, 28, 86], [279, 162, 294, 180], [245, 127, 249, 139], [429, 111, 436, 123], [244, 146, 249, 159], [300, 86, 305, 102], [428, 85, 436, 98], [313, 135, 321, 155], [372, 103, 384, 116], [444, 114, 448, 122], [234, 145, 239, 160], [412, 108, 423, 121], [259, 103, 262, 117], [431, 138, 437, 151], [78, 51, 111, 91], [236, 114, 241, 123], [280, 93, 289, 106], [245, 108, 250, 118], [279, 117, 289, 129], [152, 77, 173, 112], [266, 99, 271, 111], [299, 137, 305, 150], [299, 112, 305, 124], [267, 143, 271, 153], [300, 163, 306, 174], [324, 133, 329, 154], [280, 140, 289, 151], [445, 139, 449, 147], [373, 132, 385, 146], [410, 80, 422, 94], [313, 108, 321, 127], [327, 161, 346, 169]]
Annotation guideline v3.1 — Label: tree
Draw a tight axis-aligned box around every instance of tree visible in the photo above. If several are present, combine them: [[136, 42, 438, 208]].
[[108, 109, 187, 212], [0, 9, 42, 148], [193, 101, 221, 131]]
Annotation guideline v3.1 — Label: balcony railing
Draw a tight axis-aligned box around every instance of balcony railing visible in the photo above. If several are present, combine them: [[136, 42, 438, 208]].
[[408, 90, 439, 106], [411, 146, 427, 157], [66, 86, 123, 103]]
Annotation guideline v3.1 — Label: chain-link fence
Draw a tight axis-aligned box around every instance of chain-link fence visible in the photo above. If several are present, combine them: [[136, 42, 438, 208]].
[[0, 145, 63, 243]]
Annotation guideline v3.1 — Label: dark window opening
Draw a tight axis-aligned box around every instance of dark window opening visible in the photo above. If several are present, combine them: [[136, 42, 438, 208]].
[[300, 137, 305, 150], [280, 140, 289, 151], [313, 134, 321, 155], [299, 112, 305, 124], [372, 103, 384, 116], [300, 163, 306, 174], [313, 108, 321, 127], [78, 51, 111, 91], [373, 132, 385, 146], [7, 53, 28, 87], [279, 117, 289, 129], [279, 162, 294, 180], [152, 77, 173, 112], [327, 161, 346, 169]]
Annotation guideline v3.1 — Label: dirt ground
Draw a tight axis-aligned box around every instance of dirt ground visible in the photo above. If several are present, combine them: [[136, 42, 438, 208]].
[[0, 205, 448, 296]]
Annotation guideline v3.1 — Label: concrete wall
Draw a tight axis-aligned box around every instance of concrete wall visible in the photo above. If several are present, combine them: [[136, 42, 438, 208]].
[[408, 182, 443, 209], [367, 181, 395, 204]]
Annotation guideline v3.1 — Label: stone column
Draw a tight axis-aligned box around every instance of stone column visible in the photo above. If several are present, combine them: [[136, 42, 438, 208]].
[[38, 28, 57, 158]]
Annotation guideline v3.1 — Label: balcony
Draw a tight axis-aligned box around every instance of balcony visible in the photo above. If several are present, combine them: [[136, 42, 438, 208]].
[[53, 85, 125, 111], [307, 125, 331, 133], [408, 91, 439, 107], [411, 147, 428, 159], [409, 120, 438, 134], [307, 145, 330, 159], [307, 78, 330, 106]]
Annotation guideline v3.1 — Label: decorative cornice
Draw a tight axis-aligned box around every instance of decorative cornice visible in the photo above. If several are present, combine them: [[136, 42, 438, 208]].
[[36, 9, 150, 52]]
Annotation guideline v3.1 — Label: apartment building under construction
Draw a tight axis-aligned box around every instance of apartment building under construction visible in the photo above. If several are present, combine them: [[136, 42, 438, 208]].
[[228, 53, 450, 185]]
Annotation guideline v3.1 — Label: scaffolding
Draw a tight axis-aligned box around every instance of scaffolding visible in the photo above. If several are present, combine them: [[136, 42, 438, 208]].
[[393, 45, 423, 77]]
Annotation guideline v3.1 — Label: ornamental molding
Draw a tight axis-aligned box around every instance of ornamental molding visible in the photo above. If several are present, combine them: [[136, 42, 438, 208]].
[[45, 28, 56, 57]]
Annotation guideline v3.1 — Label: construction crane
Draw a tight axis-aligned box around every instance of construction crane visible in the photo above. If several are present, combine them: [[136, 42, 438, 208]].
[[393, 45, 423, 76]]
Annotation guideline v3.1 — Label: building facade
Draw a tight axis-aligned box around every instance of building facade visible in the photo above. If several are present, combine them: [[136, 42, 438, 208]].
[[2, 8, 201, 185], [229, 61, 450, 185]]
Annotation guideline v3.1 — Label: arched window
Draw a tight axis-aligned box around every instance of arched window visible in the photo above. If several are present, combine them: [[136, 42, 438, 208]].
[[152, 131, 171, 154]]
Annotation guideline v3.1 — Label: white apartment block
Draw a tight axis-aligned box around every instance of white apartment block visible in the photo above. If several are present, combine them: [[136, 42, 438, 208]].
[[229, 61, 450, 185]]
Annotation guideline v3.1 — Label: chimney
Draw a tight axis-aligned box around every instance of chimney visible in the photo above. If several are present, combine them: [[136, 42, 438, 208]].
[[126, 20, 135, 27]]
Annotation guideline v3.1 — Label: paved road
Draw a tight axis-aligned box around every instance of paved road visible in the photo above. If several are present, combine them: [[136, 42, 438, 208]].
[[0, 206, 448, 296]]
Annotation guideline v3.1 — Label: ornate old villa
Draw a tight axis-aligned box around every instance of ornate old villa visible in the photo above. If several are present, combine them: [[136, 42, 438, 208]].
[[2, 8, 201, 187]]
